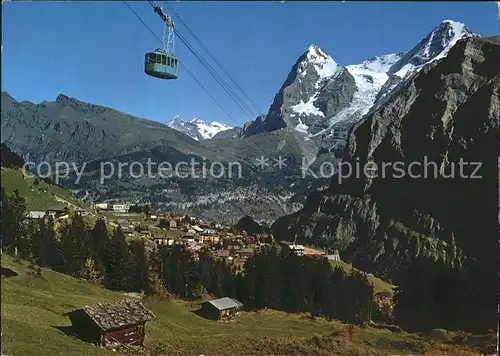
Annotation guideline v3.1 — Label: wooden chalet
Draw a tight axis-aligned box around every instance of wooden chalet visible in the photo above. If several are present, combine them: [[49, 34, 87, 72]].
[[200, 297, 243, 321], [46, 204, 68, 218], [66, 299, 155, 349]]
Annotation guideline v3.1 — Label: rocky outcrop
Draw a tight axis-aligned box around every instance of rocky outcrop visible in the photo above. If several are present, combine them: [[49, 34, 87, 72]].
[[272, 37, 500, 278], [240, 45, 357, 138], [212, 126, 242, 139]]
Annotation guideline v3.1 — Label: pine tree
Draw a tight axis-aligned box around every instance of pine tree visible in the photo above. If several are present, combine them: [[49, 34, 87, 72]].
[[129, 239, 150, 293], [160, 245, 201, 299], [348, 271, 374, 325], [266, 244, 283, 310], [29, 216, 58, 268], [103, 227, 129, 290], [0, 143, 25, 168], [44, 215, 59, 268], [279, 250, 302, 312], [31, 218, 48, 266], [394, 258, 440, 331], [1, 188, 27, 253], [90, 218, 109, 269], [58, 214, 89, 276], [82, 257, 102, 283]]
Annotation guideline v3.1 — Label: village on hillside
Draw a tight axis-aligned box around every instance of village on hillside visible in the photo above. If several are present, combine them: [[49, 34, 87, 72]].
[[26, 200, 338, 269]]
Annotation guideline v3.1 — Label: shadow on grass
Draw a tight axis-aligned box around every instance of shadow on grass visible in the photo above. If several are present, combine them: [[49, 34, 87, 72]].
[[52, 325, 95, 345], [0, 266, 19, 278], [191, 308, 218, 321], [52, 325, 78, 338]]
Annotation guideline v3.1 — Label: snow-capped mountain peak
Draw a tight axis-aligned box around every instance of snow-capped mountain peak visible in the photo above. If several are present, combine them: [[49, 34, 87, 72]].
[[388, 19, 478, 78], [193, 119, 233, 139], [240, 19, 480, 146], [301, 44, 341, 81], [166, 117, 233, 140]]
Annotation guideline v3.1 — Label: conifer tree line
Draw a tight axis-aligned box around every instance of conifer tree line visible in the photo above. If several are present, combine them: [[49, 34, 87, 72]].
[[0, 143, 25, 169], [1, 187, 496, 332], [1, 187, 150, 293], [235, 245, 374, 325]]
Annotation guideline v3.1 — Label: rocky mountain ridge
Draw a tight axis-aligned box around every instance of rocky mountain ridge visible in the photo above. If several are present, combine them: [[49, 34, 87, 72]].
[[271, 36, 499, 279], [1, 92, 327, 223], [0, 92, 240, 166], [240, 20, 479, 155]]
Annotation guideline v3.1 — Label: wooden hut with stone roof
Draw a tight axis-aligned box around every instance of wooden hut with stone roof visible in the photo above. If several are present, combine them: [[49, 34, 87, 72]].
[[65, 299, 155, 348]]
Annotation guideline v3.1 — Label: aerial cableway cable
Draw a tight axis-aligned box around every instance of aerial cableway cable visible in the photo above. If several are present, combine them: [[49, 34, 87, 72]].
[[173, 28, 256, 120], [123, 1, 237, 123], [163, 0, 261, 116], [146, 0, 257, 121]]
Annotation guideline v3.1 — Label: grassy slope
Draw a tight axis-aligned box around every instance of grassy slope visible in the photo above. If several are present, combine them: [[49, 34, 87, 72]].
[[1, 168, 83, 211], [1, 254, 485, 356], [329, 259, 394, 295]]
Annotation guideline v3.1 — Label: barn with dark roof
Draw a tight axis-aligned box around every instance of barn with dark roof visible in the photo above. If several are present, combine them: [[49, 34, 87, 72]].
[[65, 299, 155, 348]]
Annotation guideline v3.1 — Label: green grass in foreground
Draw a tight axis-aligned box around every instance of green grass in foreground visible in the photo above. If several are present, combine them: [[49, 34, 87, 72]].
[[1, 168, 83, 211], [1, 254, 487, 356]]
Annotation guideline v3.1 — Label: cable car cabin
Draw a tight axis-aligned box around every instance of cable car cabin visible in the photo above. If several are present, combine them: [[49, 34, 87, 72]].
[[145, 51, 178, 80]]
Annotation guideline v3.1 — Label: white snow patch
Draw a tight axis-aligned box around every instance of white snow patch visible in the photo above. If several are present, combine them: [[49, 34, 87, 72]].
[[357, 53, 401, 73], [191, 119, 232, 139], [166, 117, 232, 140], [309, 53, 403, 137], [291, 93, 324, 118], [394, 63, 416, 79], [294, 117, 309, 134], [306, 45, 341, 81], [423, 30, 435, 57], [330, 67, 388, 126]]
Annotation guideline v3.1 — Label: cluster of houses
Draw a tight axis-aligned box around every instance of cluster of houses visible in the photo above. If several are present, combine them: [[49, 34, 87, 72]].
[[112, 213, 270, 266], [27, 202, 333, 265], [94, 202, 132, 213], [27, 204, 88, 220]]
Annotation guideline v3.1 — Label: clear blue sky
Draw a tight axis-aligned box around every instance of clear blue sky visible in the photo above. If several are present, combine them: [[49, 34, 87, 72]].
[[2, 1, 497, 127]]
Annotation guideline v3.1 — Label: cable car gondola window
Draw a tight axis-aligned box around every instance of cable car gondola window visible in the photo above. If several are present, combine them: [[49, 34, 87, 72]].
[[143, 6, 178, 80]]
